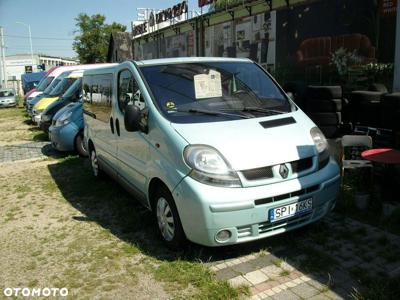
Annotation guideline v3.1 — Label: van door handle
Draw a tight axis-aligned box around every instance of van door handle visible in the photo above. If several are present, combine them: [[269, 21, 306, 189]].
[[110, 117, 114, 134], [115, 118, 120, 136]]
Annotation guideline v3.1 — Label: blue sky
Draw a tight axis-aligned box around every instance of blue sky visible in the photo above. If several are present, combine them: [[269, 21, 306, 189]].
[[0, 0, 203, 58]]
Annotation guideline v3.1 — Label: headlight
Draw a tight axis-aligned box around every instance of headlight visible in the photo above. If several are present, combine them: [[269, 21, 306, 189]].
[[41, 114, 51, 122], [310, 127, 328, 153], [310, 127, 330, 169], [55, 111, 72, 127], [184, 145, 242, 187]]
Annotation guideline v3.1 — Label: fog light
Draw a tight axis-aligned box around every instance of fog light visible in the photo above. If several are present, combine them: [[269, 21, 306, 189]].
[[215, 229, 232, 243]]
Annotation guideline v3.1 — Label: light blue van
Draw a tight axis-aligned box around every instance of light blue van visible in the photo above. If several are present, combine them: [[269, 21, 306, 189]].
[[83, 58, 340, 248], [48, 101, 86, 156]]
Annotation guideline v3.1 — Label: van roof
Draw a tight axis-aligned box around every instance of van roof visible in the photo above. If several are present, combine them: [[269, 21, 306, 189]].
[[48, 63, 117, 77], [83, 65, 117, 76], [135, 57, 252, 66], [82, 58, 251, 76]]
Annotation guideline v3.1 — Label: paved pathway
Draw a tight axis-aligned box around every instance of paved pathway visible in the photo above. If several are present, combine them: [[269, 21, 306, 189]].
[[208, 214, 400, 299], [0, 142, 57, 163]]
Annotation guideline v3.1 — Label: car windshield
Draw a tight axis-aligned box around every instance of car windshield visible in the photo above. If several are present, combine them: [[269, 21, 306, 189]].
[[49, 77, 78, 97], [36, 76, 54, 91], [140, 61, 293, 123], [62, 78, 82, 100], [0, 90, 14, 97]]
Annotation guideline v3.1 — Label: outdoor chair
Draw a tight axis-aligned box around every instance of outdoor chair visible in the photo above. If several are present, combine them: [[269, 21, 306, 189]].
[[340, 135, 373, 182]]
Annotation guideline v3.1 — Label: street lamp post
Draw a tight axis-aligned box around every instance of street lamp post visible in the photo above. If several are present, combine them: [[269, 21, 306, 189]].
[[16, 21, 34, 70]]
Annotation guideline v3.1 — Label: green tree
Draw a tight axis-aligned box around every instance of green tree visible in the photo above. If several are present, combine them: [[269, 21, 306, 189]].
[[73, 13, 126, 63]]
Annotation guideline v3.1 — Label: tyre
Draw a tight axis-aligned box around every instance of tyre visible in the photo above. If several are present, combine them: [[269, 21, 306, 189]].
[[307, 86, 342, 100], [75, 132, 88, 157], [308, 112, 341, 126], [89, 147, 104, 179], [306, 99, 342, 112], [350, 91, 384, 104], [154, 186, 186, 249]]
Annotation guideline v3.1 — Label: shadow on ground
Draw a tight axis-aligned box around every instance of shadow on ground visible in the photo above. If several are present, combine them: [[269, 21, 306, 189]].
[[47, 156, 400, 299]]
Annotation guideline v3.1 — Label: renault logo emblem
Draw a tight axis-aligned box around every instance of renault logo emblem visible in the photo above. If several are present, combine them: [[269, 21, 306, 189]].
[[279, 164, 289, 179]]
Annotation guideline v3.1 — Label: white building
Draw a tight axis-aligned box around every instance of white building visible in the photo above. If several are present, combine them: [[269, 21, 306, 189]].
[[2, 53, 79, 95]]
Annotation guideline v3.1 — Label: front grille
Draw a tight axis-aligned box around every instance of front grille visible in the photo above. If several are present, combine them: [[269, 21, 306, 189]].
[[254, 184, 319, 206], [291, 157, 313, 173], [242, 166, 273, 180], [241, 157, 314, 181]]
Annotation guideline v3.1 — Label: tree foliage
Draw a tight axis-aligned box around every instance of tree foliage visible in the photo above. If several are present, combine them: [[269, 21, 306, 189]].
[[73, 13, 126, 63]]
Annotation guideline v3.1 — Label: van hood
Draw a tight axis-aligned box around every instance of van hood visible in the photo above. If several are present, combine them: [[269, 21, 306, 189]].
[[171, 112, 318, 171], [34, 97, 59, 111]]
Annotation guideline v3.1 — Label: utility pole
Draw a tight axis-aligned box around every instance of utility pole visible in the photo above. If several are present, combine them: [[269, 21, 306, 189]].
[[0, 27, 6, 88], [394, 1, 400, 92]]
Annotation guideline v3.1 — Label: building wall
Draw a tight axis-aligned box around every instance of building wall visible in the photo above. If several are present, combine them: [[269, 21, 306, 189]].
[[3, 54, 79, 95]]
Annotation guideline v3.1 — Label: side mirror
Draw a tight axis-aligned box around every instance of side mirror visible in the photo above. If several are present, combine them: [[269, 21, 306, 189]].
[[124, 104, 146, 132], [286, 92, 295, 101]]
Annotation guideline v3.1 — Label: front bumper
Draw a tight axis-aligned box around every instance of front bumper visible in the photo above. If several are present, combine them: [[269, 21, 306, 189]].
[[48, 122, 79, 152], [0, 101, 17, 107], [173, 158, 340, 247]]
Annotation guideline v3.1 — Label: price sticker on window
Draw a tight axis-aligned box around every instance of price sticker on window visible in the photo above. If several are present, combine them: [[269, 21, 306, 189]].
[[194, 70, 222, 99]]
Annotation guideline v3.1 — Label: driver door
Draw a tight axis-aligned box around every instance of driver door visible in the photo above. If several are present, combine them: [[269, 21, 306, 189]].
[[114, 67, 150, 204]]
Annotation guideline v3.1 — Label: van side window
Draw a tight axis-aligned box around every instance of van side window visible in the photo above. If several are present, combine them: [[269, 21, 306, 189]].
[[118, 70, 144, 113], [82, 73, 113, 122]]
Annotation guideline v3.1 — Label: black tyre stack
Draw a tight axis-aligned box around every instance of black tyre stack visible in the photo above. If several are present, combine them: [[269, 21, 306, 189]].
[[305, 86, 343, 138]]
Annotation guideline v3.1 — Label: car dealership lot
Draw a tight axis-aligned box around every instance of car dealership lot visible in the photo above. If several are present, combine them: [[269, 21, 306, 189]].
[[1, 106, 400, 299]]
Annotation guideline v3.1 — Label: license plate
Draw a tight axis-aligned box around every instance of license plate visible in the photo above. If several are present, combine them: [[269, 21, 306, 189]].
[[269, 198, 313, 222]]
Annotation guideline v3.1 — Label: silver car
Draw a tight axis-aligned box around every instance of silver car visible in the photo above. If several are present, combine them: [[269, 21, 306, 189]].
[[0, 88, 17, 107]]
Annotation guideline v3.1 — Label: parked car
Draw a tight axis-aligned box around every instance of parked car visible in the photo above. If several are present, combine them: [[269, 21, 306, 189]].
[[27, 70, 72, 116], [32, 71, 81, 124], [40, 77, 82, 133], [83, 58, 340, 248], [0, 88, 17, 107], [49, 101, 86, 156], [25, 66, 78, 105], [33, 64, 116, 124]]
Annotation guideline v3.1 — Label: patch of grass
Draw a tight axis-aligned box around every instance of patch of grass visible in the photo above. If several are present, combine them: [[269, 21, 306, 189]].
[[121, 243, 140, 255], [272, 258, 283, 268], [280, 270, 290, 277], [0, 107, 25, 119], [153, 260, 249, 299]]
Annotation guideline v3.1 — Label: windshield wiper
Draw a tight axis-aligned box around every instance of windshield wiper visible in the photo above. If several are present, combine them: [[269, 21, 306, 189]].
[[221, 106, 286, 115], [173, 108, 251, 119]]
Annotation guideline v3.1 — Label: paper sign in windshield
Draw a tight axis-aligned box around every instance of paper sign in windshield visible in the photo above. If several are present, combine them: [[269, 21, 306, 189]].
[[194, 70, 222, 99]]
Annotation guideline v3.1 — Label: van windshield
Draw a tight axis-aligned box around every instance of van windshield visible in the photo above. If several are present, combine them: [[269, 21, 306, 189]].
[[49, 77, 78, 97], [43, 72, 72, 95], [62, 78, 82, 100], [36, 76, 54, 91], [140, 61, 293, 123]]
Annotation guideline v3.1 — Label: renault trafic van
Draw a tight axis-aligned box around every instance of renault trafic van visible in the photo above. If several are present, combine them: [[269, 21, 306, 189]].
[[83, 58, 340, 248]]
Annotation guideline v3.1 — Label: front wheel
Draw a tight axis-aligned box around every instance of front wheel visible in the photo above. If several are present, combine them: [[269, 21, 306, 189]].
[[154, 187, 186, 249], [75, 132, 88, 157], [90, 148, 104, 179]]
